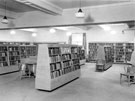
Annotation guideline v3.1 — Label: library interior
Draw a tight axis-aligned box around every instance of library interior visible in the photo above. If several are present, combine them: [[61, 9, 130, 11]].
[[0, 0, 135, 101]]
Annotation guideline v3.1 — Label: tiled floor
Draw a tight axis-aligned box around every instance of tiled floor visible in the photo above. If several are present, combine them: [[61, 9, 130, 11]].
[[0, 63, 135, 101]]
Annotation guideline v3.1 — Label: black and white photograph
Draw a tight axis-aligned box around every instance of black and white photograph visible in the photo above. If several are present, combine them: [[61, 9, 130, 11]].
[[0, 0, 135, 101]]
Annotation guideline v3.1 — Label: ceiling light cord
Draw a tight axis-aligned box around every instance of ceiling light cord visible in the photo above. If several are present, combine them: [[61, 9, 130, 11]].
[[79, 0, 81, 9], [5, 0, 7, 17], [1, 0, 8, 24], [4, 0, 7, 17]]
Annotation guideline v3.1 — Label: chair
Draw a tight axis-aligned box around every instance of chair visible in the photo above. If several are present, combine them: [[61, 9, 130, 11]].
[[19, 57, 37, 79], [120, 65, 135, 86], [120, 50, 135, 86]]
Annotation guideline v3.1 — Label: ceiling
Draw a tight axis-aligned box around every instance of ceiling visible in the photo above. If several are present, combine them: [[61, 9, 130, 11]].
[[0, 0, 133, 31], [47, 0, 131, 9], [0, 0, 132, 13], [0, 0, 37, 12]]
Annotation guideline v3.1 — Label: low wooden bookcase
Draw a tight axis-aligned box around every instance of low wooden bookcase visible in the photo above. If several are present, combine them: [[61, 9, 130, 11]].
[[35, 44, 81, 91]]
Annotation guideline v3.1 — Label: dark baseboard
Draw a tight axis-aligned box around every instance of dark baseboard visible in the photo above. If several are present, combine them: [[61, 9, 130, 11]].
[[0, 70, 19, 76]]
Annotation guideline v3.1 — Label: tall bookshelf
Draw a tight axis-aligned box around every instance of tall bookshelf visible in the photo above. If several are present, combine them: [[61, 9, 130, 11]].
[[0, 45, 8, 67], [88, 43, 98, 62], [88, 42, 134, 64], [125, 43, 134, 62], [20, 45, 37, 58], [20, 45, 27, 59], [8, 45, 20, 66], [26, 45, 37, 57], [113, 43, 125, 63], [0, 44, 37, 75], [0, 45, 20, 74], [35, 44, 81, 91], [78, 47, 86, 65]]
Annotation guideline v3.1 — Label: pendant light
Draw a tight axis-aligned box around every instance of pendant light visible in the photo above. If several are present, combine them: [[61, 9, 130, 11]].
[[75, 0, 85, 18], [1, 0, 8, 24]]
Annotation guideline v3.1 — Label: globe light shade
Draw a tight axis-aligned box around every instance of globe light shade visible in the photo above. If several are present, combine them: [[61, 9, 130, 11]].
[[32, 33, 37, 37], [10, 30, 16, 35], [49, 28, 56, 33]]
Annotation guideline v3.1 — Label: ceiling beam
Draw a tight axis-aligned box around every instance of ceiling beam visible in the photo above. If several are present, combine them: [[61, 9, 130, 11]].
[[0, 20, 134, 30], [15, 0, 63, 15]]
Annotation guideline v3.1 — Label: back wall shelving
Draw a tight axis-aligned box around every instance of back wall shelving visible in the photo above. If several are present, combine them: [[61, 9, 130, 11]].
[[88, 42, 134, 64]]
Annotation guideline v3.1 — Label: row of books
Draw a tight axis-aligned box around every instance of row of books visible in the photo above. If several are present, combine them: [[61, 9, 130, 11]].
[[61, 47, 71, 54], [9, 51, 20, 56], [0, 57, 7, 61], [49, 48, 61, 56], [50, 62, 61, 72], [0, 62, 8, 67], [0, 47, 7, 52], [50, 55, 61, 63], [8, 47, 19, 51], [0, 52, 7, 57], [10, 61, 19, 65], [9, 56, 20, 61], [72, 59, 79, 65], [50, 53, 79, 63], [71, 47, 78, 53], [63, 61, 72, 68], [71, 53, 78, 59], [51, 65, 80, 79], [62, 54, 71, 61]]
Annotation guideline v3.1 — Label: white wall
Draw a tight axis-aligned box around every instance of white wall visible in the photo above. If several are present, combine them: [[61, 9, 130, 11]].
[[0, 30, 33, 42], [85, 24, 135, 54], [86, 25, 135, 43], [34, 28, 68, 43]]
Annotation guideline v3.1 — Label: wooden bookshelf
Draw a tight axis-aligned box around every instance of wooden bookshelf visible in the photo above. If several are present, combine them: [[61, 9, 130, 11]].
[[0, 45, 20, 74], [20, 45, 37, 58], [88, 43, 98, 62], [125, 43, 134, 62], [8, 45, 20, 66], [78, 47, 86, 65], [0, 45, 8, 67], [20, 45, 27, 59], [88, 42, 134, 64], [26, 45, 37, 57], [35, 44, 81, 91], [113, 43, 125, 63], [0, 44, 37, 75]]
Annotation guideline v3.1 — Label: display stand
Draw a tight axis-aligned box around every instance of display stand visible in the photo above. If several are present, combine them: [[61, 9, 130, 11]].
[[35, 44, 81, 91], [96, 44, 113, 71]]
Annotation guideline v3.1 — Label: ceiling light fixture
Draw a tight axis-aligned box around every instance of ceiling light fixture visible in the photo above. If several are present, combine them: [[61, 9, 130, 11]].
[[32, 32, 37, 37], [1, 0, 8, 24], [10, 30, 16, 35], [75, 0, 85, 18], [49, 28, 56, 33]]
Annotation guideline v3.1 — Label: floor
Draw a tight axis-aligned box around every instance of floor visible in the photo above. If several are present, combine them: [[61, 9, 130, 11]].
[[0, 63, 135, 101]]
